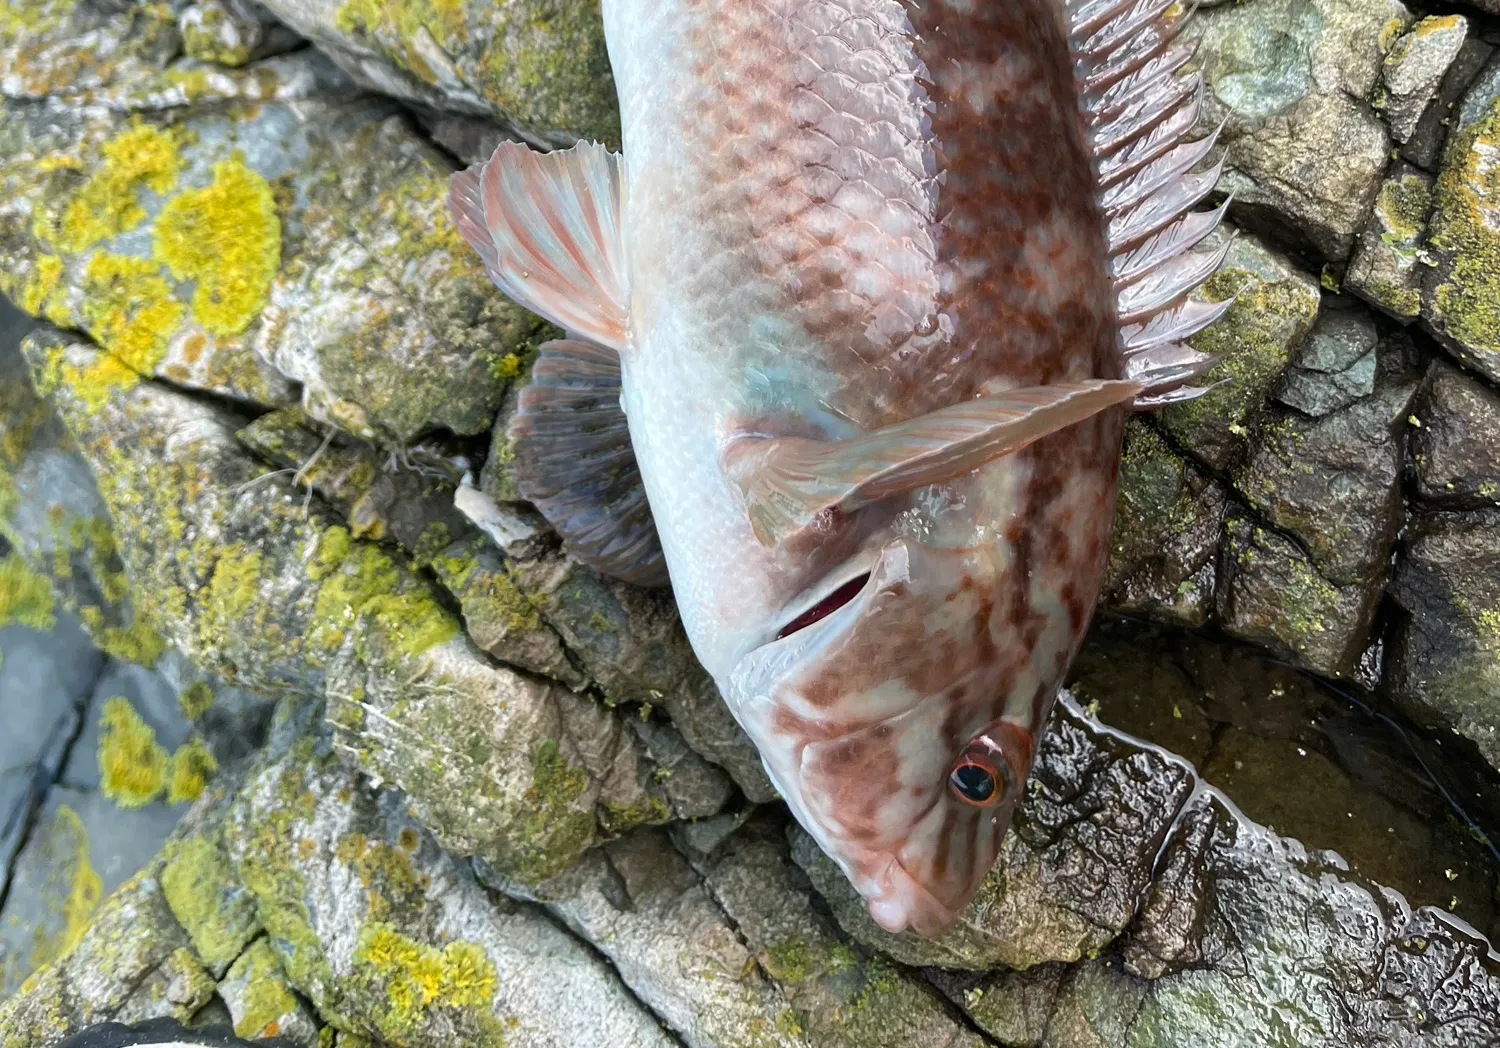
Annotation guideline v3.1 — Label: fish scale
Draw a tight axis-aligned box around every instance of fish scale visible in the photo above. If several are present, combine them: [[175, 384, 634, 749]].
[[451, 0, 1227, 937]]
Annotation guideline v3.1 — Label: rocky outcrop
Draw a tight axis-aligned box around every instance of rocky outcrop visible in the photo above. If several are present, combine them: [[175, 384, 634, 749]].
[[3, 0, 1500, 1044]]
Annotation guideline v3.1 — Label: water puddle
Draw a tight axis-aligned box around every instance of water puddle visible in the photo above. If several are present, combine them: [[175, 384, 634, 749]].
[[1067, 615, 1500, 941]]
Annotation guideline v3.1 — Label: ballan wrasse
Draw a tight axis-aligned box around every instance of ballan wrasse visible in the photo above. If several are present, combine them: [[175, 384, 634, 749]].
[[450, 0, 1229, 937]]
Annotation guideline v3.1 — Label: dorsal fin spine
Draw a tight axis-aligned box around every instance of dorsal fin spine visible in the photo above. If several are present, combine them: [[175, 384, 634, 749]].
[[1069, 0, 1228, 409]]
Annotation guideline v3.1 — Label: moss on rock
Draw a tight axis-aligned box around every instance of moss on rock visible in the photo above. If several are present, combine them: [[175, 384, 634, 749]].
[[0, 551, 57, 630], [161, 832, 262, 978], [1425, 96, 1500, 382]]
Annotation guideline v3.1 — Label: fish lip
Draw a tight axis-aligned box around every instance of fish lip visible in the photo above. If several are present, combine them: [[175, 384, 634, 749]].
[[864, 853, 959, 937]]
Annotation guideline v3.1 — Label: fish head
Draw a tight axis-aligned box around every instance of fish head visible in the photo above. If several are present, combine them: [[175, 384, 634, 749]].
[[727, 534, 1045, 938]]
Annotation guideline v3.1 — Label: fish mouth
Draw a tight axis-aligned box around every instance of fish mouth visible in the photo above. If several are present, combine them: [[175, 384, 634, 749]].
[[863, 853, 960, 937]]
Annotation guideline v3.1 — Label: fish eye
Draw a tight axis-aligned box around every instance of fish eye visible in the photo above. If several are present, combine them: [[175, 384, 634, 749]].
[[949, 758, 1001, 807]]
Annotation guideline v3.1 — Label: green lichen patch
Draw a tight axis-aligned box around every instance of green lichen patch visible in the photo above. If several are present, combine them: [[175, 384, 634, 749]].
[[308, 526, 459, 659], [221, 938, 317, 1042], [161, 833, 262, 977], [180, 680, 215, 719], [97, 696, 170, 808], [154, 155, 281, 337], [0, 551, 57, 631], [510, 740, 594, 884], [1164, 256, 1322, 468], [1426, 97, 1500, 381]]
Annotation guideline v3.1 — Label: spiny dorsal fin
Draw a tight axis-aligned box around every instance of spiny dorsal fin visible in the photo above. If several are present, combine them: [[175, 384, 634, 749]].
[[732, 381, 1143, 547], [508, 339, 667, 587], [1068, 0, 1230, 409], [449, 141, 630, 352]]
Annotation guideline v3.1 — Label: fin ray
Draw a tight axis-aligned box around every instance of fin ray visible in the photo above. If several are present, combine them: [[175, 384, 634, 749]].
[[508, 339, 667, 586], [1071, 0, 1229, 408], [450, 141, 630, 352], [735, 382, 1142, 546]]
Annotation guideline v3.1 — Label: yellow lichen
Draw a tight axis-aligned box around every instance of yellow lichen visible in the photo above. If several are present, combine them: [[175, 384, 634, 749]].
[[26, 806, 102, 973], [0, 552, 57, 631], [167, 737, 219, 804], [71, 252, 187, 409], [180, 679, 215, 719], [353, 923, 499, 1038], [97, 695, 169, 808], [55, 123, 183, 254], [19, 254, 63, 318], [97, 618, 168, 666], [154, 155, 282, 336]]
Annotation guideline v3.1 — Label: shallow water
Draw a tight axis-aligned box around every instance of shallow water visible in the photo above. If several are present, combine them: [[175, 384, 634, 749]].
[[1067, 615, 1500, 941]]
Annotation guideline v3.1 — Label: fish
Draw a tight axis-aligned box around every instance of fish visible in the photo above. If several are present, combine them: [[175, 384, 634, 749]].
[[449, 0, 1229, 937]]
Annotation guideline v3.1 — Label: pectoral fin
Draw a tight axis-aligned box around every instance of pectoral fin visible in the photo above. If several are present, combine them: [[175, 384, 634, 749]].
[[449, 140, 630, 351], [733, 381, 1142, 546], [508, 339, 667, 586]]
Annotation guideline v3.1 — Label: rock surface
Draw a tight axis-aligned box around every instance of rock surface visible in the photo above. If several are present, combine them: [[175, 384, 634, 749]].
[[3, 0, 1500, 1043]]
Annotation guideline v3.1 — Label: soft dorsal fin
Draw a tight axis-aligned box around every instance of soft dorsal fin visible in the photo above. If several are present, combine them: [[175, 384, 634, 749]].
[[1068, 0, 1231, 409], [731, 381, 1143, 546], [507, 339, 668, 586], [449, 140, 630, 352]]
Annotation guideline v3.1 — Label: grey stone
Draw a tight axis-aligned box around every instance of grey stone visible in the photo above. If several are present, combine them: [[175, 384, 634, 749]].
[[1402, 37, 1494, 170], [224, 712, 677, 1048], [248, 0, 619, 147], [1275, 303, 1380, 414], [0, 615, 102, 861], [1412, 361, 1500, 508], [1217, 512, 1377, 676], [1103, 420, 1228, 628], [1186, 0, 1407, 259], [1162, 229, 1323, 470], [62, 659, 194, 790], [1388, 511, 1500, 770], [1345, 161, 1435, 320], [217, 938, 321, 1045], [0, 786, 183, 997], [1237, 333, 1420, 587], [1422, 55, 1500, 385], [1378, 15, 1470, 143]]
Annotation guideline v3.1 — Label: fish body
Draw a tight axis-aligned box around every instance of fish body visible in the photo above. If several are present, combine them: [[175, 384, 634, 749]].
[[451, 0, 1227, 935]]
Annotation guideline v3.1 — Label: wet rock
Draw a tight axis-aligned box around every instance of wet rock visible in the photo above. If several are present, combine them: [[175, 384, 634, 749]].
[[1163, 230, 1323, 470], [1402, 36, 1495, 170], [225, 710, 676, 1048], [0, 860, 215, 1047], [1217, 512, 1376, 676], [1068, 618, 1500, 934], [249, 0, 618, 147], [1377, 15, 1470, 144], [1273, 303, 1380, 416], [792, 698, 1195, 971], [1235, 324, 1421, 591], [23, 329, 684, 885], [1187, 0, 1407, 259], [1422, 58, 1500, 384], [1388, 511, 1500, 770], [1066, 793, 1500, 1047], [1411, 361, 1500, 508], [1102, 420, 1227, 628], [1345, 162, 1434, 320]]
